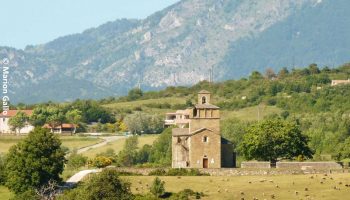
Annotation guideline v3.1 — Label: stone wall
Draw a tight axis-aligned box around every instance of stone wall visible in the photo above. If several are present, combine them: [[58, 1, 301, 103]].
[[111, 167, 349, 176], [241, 162, 271, 169], [241, 161, 343, 170], [276, 162, 343, 170]]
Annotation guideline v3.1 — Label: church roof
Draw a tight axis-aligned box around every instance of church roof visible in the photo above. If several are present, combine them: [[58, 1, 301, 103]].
[[198, 90, 211, 94], [195, 104, 219, 109], [221, 137, 233, 145]]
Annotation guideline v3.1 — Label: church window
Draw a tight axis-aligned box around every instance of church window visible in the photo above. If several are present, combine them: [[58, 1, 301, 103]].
[[202, 96, 206, 104], [203, 136, 208, 143]]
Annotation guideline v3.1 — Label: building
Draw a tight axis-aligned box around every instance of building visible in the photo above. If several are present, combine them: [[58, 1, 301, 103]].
[[165, 109, 191, 128], [171, 90, 235, 169], [331, 79, 350, 86], [43, 123, 77, 134], [0, 110, 34, 134]]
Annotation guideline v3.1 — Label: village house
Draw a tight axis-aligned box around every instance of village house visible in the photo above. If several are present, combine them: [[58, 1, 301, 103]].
[[170, 90, 235, 169], [43, 123, 77, 135], [331, 79, 350, 86], [0, 110, 34, 134], [165, 109, 191, 128]]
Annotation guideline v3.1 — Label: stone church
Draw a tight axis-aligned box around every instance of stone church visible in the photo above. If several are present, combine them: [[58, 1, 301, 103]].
[[170, 90, 235, 168]]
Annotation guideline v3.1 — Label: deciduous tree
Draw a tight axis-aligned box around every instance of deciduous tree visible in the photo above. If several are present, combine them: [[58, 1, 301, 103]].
[[8, 111, 29, 134], [5, 127, 65, 194], [240, 119, 313, 163]]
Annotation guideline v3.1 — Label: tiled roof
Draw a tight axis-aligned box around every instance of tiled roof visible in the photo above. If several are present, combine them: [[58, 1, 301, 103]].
[[43, 123, 76, 129], [198, 90, 211, 94], [195, 104, 219, 109], [0, 110, 33, 117]]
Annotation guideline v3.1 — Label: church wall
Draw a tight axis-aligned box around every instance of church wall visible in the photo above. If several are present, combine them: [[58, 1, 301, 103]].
[[189, 130, 221, 168]]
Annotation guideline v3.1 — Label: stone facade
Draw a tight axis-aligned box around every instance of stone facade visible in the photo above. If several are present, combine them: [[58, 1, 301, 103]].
[[171, 90, 235, 169]]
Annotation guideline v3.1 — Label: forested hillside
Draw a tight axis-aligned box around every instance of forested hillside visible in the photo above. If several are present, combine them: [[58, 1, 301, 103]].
[[1, 0, 349, 103], [7, 63, 350, 163]]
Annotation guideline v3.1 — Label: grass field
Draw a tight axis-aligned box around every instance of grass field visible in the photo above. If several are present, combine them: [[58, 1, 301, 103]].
[[124, 173, 350, 200], [221, 105, 282, 121], [81, 135, 159, 158], [2, 173, 349, 200], [0, 135, 103, 154], [0, 186, 13, 200]]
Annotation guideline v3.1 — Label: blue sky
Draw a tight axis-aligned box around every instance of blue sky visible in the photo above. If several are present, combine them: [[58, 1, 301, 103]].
[[0, 0, 179, 49]]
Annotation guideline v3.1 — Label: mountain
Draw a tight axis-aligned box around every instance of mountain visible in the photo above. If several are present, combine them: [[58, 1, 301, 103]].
[[1, 0, 349, 103]]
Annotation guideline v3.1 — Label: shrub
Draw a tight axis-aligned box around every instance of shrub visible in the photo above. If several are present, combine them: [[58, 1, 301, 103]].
[[89, 156, 112, 168], [148, 169, 167, 176], [60, 169, 134, 200], [150, 177, 165, 198], [148, 168, 208, 176], [170, 189, 204, 200], [66, 150, 88, 170]]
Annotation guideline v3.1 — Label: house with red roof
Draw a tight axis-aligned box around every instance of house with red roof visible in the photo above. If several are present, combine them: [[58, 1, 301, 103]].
[[43, 123, 77, 134], [0, 110, 34, 134]]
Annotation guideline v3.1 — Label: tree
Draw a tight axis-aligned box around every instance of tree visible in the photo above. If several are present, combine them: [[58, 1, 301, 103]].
[[265, 68, 276, 80], [150, 177, 165, 198], [278, 67, 289, 79], [5, 127, 65, 194], [0, 154, 6, 185], [65, 109, 82, 125], [249, 71, 264, 80], [308, 63, 320, 74], [127, 88, 143, 101], [8, 111, 29, 134], [240, 119, 313, 163], [125, 113, 164, 134], [117, 136, 139, 166], [61, 169, 134, 200], [221, 118, 250, 155], [47, 112, 65, 129], [148, 128, 172, 165], [30, 106, 64, 127], [339, 137, 350, 160]]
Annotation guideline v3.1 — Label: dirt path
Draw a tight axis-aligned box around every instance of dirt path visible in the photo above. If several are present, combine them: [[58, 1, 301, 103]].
[[77, 135, 127, 154]]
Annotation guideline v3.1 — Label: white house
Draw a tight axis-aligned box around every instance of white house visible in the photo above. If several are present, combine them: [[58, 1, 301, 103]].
[[0, 110, 34, 134]]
